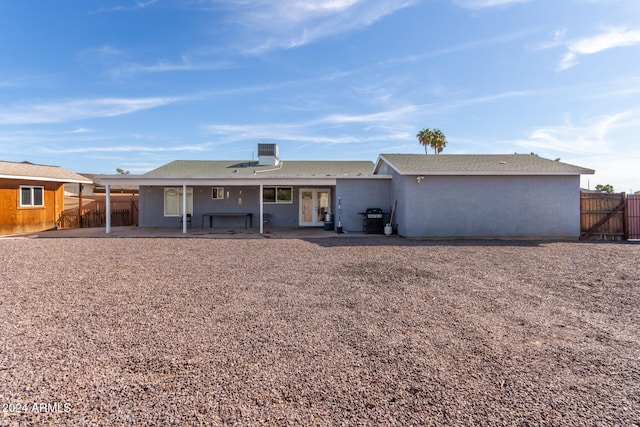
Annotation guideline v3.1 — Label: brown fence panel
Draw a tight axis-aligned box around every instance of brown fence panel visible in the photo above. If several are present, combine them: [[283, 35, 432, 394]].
[[580, 192, 625, 240], [58, 208, 132, 228], [58, 208, 80, 228], [628, 194, 640, 240], [82, 209, 105, 228], [111, 209, 131, 227]]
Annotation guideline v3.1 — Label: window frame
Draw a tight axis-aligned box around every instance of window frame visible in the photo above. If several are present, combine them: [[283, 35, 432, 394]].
[[164, 187, 193, 217], [263, 186, 293, 204], [212, 187, 225, 200], [19, 185, 45, 207]]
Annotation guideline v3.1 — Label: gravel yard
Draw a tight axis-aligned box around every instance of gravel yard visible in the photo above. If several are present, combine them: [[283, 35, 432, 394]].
[[1, 236, 639, 426]]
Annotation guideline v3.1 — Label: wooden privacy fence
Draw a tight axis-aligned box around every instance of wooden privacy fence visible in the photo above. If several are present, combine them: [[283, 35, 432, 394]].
[[580, 192, 640, 240], [628, 194, 640, 240], [58, 199, 138, 229], [58, 208, 133, 228]]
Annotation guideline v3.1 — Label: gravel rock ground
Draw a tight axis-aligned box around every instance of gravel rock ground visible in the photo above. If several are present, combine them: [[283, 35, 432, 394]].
[[1, 237, 639, 426]]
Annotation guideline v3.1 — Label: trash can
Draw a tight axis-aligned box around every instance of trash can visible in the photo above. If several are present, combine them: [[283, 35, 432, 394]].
[[365, 208, 384, 234], [324, 221, 334, 231]]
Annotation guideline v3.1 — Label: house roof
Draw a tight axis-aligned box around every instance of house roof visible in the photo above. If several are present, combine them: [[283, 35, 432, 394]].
[[375, 154, 595, 176], [94, 159, 387, 187], [146, 160, 376, 177], [0, 160, 92, 183]]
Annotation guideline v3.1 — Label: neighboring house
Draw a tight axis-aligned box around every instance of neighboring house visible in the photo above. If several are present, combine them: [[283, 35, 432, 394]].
[[63, 172, 139, 226], [0, 161, 92, 235], [95, 144, 595, 239], [64, 173, 138, 197]]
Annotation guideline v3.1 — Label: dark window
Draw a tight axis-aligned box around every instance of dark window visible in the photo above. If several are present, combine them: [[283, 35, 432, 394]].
[[20, 186, 44, 207], [263, 187, 276, 203], [263, 186, 292, 204]]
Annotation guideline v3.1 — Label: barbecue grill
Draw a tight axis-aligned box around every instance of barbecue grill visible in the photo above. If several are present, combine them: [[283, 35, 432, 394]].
[[365, 208, 384, 234]]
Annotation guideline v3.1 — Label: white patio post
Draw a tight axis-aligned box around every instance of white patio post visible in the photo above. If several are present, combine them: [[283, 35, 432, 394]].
[[259, 184, 264, 235], [105, 184, 111, 234], [182, 184, 188, 234]]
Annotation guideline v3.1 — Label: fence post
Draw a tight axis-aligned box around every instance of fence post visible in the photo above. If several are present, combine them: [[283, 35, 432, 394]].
[[622, 192, 628, 240]]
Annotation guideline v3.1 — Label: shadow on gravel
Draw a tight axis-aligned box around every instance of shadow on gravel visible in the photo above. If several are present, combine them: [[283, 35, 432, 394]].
[[302, 236, 551, 248]]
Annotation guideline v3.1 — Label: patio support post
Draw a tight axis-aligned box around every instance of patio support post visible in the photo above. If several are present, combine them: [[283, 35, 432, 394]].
[[259, 184, 264, 235], [78, 184, 83, 229], [105, 184, 111, 234], [182, 184, 187, 234]]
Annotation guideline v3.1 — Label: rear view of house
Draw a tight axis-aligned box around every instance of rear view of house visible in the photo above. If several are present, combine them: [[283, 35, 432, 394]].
[[0, 161, 92, 235], [96, 145, 595, 239]]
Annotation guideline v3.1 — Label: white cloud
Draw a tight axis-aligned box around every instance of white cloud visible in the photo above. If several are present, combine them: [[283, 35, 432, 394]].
[[452, 0, 529, 9], [576, 151, 640, 193], [323, 105, 419, 125], [92, 0, 158, 14], [43, 143, 209, 154], [442, 90, 534, 110], [510, 110, 640, 191], [203, 122, 370, 145], [203, 88, 536, 148], [201, 90, 533, 148], [0, 97, 182, 125], [202, 107, 419, 146], [77, 43, 235, 78], [558, 27, 640, 71], [516, 111, 635, 154], [211, 0, 416, 53], [111, 58, 234, 78], [381, 29, 534, 69], [531, 28, 567, 50]]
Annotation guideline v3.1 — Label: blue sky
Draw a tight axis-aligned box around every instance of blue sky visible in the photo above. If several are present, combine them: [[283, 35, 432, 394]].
[[1, 0, 639, 192]]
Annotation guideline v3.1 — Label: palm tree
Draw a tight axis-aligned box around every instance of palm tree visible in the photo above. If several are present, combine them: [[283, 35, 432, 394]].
[[416, 128, 432, 154], [416, 128, 447, 154], [431, 129, 447, 154]]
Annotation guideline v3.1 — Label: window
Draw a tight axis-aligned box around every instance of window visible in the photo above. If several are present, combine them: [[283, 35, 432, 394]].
[[263, 186, 293, 204], [263, 187, 276, 203], [20, 186, 44, 207], [212, 187, 224, 200], [164, 187, 193, 216]]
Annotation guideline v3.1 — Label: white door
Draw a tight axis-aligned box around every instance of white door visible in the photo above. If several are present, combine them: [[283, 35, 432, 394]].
[[299, 188, 330, 226]]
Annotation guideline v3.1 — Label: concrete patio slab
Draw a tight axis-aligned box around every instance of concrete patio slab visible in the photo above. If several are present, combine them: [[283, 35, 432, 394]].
[[1, 226, 386, 239]]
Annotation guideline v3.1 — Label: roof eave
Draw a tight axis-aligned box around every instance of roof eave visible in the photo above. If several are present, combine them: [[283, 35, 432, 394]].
[[0, 174, 93, 184], [94, 173, 388, 185], [394, 170, 595, 176]]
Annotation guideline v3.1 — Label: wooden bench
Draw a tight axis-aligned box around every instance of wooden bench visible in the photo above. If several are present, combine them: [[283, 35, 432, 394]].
[[201, 213, 253, 229]]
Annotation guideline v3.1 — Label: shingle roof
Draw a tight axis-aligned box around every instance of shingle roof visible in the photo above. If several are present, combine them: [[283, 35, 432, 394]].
[[146, 160, 375, 177], [0, 160, 92, 183], [376, 154, 594, 175]]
